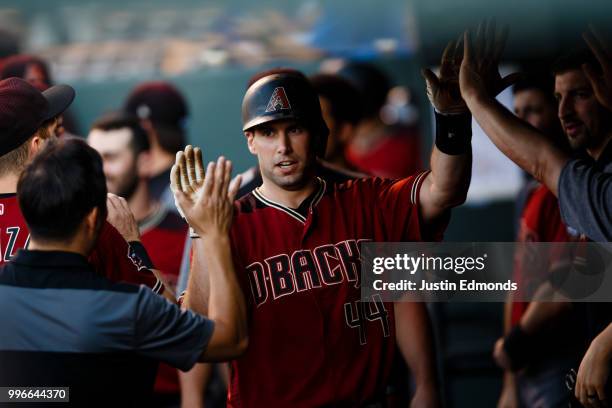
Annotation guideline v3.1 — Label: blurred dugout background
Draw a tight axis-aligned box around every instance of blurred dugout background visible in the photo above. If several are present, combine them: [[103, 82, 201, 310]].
[[1, 0, 611, 406]]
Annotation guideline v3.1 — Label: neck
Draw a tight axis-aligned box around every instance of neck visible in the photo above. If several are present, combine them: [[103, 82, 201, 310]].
[[259, 177, 318, 209], [28, 238, 89, 257], [148, 141, 174, 176], [588, 131, 612, 161], [0, 172, 20, 193], [127, 181, 156, 222]]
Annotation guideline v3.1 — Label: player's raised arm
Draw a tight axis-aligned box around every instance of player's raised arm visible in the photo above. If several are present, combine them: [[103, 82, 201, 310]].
[[419, 34, 473, 226], [458, 22, 569, 195], [172, 147, 248, 361]]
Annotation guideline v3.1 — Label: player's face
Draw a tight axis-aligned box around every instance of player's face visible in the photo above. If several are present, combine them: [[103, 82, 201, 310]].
[[246, 119, 316, 190], [555, 69, 611, 152], [513, 89, 559, 136], [88, 128, 139, 198]]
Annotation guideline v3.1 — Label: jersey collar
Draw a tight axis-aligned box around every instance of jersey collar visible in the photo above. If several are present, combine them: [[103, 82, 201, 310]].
[[252, 177, 326, 224]]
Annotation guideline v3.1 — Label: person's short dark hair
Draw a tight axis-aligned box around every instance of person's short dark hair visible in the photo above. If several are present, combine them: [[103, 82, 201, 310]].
[[512, 74, 556, 104], [123, 81, 187, 154], [551, 48, 600, 77], [17, 138, 107, 242], [336, 62, 391, 119], [310, 74, 362, 126], [91, 111, 150, 156]]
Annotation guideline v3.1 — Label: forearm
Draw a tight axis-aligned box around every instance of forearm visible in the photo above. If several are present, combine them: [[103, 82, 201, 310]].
[[394, 303, 439, 398], [179, 363, 212, 408], [203, 235, 248, 349], [519, 301, 572, 335], [429, 146, 472, 207], [591, 322, 612, 352], [465, 94, 569, 195], [185, 239, 210, 314]]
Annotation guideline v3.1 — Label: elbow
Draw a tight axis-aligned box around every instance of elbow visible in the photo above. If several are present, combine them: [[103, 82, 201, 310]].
[[436, 187, 469, 210], [234, 335, 249, 357], [223, 334, 249, 360], [224, 320, 249, 358]]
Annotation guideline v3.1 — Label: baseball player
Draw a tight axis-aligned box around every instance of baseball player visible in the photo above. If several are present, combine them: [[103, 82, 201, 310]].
[[173, 46, 487, 404], [0, 77, 165, 295]]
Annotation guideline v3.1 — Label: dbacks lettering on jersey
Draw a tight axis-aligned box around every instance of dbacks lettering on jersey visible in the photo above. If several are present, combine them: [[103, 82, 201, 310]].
[[246, 238, 369, 307]]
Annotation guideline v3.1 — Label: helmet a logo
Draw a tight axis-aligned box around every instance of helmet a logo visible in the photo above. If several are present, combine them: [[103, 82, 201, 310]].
[[265, 87, 291, 112]]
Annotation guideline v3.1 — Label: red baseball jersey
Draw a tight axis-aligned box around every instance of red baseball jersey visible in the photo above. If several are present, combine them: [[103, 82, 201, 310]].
[[511, 184, 574, 325], [0, 193, 161, 292], [139, 207, 188, 395], [225, 172, 436, 407]]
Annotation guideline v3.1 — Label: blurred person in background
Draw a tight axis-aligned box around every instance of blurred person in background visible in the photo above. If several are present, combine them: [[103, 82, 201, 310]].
[[0, 54, 80, 135], [0, 77, 166, 297], [495, 75, 586, 408], [124, 81, 189, 213], [88, 111, 188, 407], [337, 61, 422, 178], [309, 73, 362, 171]]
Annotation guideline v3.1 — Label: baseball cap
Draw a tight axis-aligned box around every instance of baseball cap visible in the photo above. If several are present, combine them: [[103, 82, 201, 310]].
[[123, 81, 188, 130], [0, 77, 75, 156]]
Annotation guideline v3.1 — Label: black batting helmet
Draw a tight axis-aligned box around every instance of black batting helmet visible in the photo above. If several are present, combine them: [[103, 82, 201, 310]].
[[242, 71, 329, 157]]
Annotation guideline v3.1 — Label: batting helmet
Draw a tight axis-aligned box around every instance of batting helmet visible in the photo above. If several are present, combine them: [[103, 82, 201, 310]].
[[242, 72, 329, 157]]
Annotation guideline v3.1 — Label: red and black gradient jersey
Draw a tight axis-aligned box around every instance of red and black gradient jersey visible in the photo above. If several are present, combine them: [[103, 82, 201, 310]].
[[225, 172, 438, 407], [0, 193, 161, 292]]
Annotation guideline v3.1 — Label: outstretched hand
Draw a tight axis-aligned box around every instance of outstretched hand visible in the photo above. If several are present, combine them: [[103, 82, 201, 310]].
[[106, 193, 140, 242], [422, 37, 467, 114], [459, 20, 522, 103], [583, 25, 612, 112], [171, 146, 241, 237]]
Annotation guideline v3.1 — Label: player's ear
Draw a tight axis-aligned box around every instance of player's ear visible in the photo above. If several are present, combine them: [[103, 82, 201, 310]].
[[28, 134, 45, 160], [84, 207, 99, 236], [245, 131, 257, 155]]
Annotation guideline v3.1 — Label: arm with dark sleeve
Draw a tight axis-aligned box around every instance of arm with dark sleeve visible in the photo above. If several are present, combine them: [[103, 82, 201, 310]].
[[394, 302, 441, 407], [558, 158, 612, 242]]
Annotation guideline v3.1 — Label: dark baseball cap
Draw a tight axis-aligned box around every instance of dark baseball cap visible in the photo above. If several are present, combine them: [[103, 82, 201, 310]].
[[0, 77, 75, 156], [123, 81, 188, 130]]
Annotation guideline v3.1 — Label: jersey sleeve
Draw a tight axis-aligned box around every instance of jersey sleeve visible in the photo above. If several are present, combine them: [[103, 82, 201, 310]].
[[134, 286, 214, 371], [89, 222, 163, 294], [368, 171, 442, 241], [558, 158, 612, 242]]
